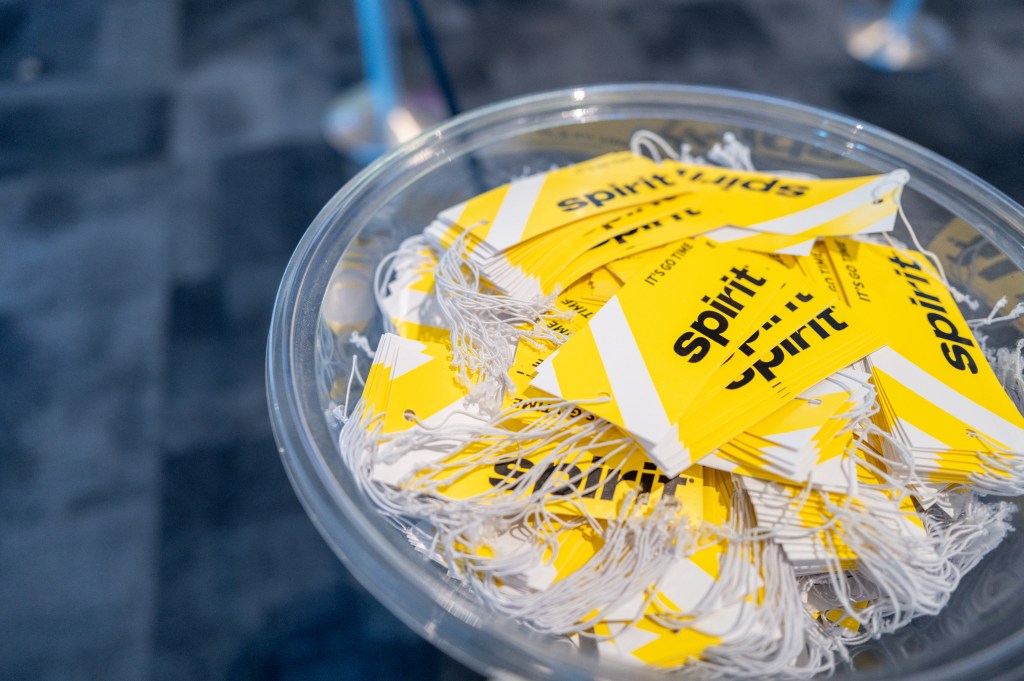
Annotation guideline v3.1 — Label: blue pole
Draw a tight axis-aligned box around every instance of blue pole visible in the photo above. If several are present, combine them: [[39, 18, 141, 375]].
[[888, 0, 924, 36], [354, 0, 400, 130]]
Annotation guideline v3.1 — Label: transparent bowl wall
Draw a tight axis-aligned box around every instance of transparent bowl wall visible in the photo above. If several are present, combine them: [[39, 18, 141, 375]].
[[267, 84, 1024, 680]]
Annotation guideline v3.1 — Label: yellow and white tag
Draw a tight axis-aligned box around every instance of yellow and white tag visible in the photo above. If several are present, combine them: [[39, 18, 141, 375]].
[[528, 239, 797, 471]]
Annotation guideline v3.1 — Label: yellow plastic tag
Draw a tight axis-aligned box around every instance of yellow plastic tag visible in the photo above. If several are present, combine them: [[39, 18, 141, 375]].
[[654, 300, 890, 473], [428, 152, 669, 252], [528, 239, 796, 467], [412, 436, 705, 520], [378, 244, 451, 343], [494, 196, 711, 296], [821, 239, 1024, 480], [706, 375, 862, 479], [488, 170, 907, 296], [702, 280, 839, 393], [507, 268, 624, 392], [429, 153, 906, 299], [742, 477, 926, 573], [700, 175, 906, 255], [593, 471, 741, 667]]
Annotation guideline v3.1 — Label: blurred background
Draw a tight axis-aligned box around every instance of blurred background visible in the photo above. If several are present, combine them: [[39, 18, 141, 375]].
[[2, 1, 1024, 679]]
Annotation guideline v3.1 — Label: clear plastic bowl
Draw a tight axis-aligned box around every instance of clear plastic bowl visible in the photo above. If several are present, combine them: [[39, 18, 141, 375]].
[[267, 84, 1024, 680]]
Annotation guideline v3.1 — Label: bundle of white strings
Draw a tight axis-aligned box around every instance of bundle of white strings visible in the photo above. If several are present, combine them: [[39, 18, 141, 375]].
[[337, 394, 698, 634], [432, 229, 567, 411], [684, 485, 840, 680]]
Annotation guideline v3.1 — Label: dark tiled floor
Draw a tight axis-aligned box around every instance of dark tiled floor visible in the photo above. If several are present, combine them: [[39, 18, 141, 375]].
[[2, 1, 1024, 680]]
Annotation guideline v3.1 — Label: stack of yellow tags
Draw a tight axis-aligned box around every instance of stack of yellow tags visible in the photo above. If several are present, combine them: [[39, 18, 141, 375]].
[[425, 150, 909, 299], [336, 131, 1024, 677]]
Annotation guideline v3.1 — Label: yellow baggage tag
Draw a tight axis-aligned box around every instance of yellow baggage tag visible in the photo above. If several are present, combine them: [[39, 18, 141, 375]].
[[495, 197, 713, 296], [649, 279, 837, 471], [825, 239, 1024, 482], [607, 620, 721, 668], [700, 174, 906, 255], [375, 336, 469, 435], [594, 620, 719, 669], [740, 478, 858, 572], [656, 302, 890, 473], [458, 518, 605, 594], [507, 269, 624, 393], [714, 433, 796, 472], [428, 151, 670, 253], [820, 601, 872, 634], [528, 240, 794, 470], [379, 246, 453, 344], [544, 170, 895, 291], [687, 324, 885, 461], [451, 158, 905, 296], [359, 333, 401, 429], [699, 280, 839, 396], [595, 472, 743, 668], [745, 475, 929, 565], [436, 157, 899, 255], [486, 202, 659, 296], [806, 435, 872, 490], [543, 521, 611, 587], [670, 168, 907, 236], [654, 513, 765, 652], [596, 469, 722, 624], [709, 421, 854, 487], [747, 387, 853, 448], [870, 365, 1015, 483], [722, 427, 839, 482], [495, 179, 851, 296], [749, 369, 870, 457], [414, 436, 705, 521], [363, 336, 493, 486]]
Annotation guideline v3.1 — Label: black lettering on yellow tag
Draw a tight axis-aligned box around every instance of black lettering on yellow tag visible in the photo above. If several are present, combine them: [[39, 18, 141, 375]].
[[726, 306, 850, 389], [889, 253, 979, 374], [674, 265, 769, 362]]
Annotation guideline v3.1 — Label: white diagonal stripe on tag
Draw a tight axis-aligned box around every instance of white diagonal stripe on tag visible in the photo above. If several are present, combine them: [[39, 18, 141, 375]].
[[896, 416, 953, 452], [588, 296, 671, 444], [390, 337, 433, 378], [858, 212, 897, 234], [763, 426, 821, 451], [436, 200, 467, 225], [749, 171, 907, 236], [871, 346, 1024, 451], [651, 427, 693, 477], [807, 454, 853, 491], [600, 591, 646, 623], [701, 225, 750, 243], [701, 452, 740, 473], [656, 558, 716, 613], [530, 349, 562, 397], [691, 600, 751, 640], [775, 238, 816, 256], [485, 173, 547, 251], [613, 623, 661, 655]]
